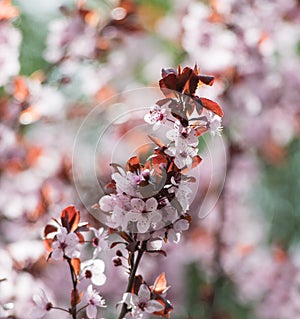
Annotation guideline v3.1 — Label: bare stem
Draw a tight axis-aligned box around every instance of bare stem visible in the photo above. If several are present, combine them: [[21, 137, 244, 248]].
[[67, 258, 78, 319], [77, 304, 88, 313], [117, 240, 147, 319], [51, 306, 71, 313]]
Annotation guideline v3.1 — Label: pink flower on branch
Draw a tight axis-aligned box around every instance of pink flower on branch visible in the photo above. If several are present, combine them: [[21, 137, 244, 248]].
[[29, 290, 52, 318], [121, 284, 164, 319], [86, 285, 106, 319], [81, 259, 106, 286], [51, 227, 80, 260], [144, 105, 167, 130], [90, 227, 109, 258]]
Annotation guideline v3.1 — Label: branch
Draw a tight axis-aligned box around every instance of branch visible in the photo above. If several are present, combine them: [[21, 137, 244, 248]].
[[117, 240, 147, 319]]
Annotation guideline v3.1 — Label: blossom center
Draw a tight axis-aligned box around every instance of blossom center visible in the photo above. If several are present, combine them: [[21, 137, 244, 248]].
[[138, 301, 147, 311], [59, 241, 67, 250], [46, 302, 53, 311], [180, 151, 188, 158], [93, 237, 99, 246]]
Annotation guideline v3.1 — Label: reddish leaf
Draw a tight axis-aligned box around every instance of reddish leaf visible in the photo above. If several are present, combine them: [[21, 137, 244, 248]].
[[13, 76, 29, 101], [71, 258, 81, 277], [159, 74, 177, 91], [60, 205, 80, 232], [194, 126, 208, 136], [71, 289, 82, 307], [190, 155, 203, 168], [198, 75, 215, 86], [152, 148, 168, 168], [177, 67, 193, 93], [0, 0, 19, 21], [161, 68, 176, 78], [200, 97, 224, 117], [126, 156, 141, 173], [153, 272, 168, 294], [105, 180, 116, 191], [43, 238, 53, 252], [153, 297, 173, 318], [182, 213, 192, 223], [182, 68, 198, 95], [44, 224, 57, 237], [181, 155, 202, 174]]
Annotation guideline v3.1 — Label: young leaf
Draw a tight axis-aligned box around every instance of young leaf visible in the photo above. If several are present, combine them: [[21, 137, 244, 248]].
[[71, 288, 82, 307], [60, 205, 80, 232], [71, 258, 81, 277], [200, 97, 224, 117]]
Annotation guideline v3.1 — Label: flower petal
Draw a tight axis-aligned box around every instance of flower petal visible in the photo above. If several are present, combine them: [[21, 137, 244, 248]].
[[137, 218, 150, 233], [131, 198, 145, 212], [92, 272, 106, 286], [138, 284, 150, 301], [146, 197, 158, 212], [146, 300, 164, 313], [86, 304, 97, 319], [51, 248, 63, 260]]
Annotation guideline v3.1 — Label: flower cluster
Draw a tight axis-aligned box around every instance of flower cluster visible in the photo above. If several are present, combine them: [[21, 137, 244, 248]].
[[45, 0, 142, 64], [99, 66, 223, 239], [41, 205, 108, 319]]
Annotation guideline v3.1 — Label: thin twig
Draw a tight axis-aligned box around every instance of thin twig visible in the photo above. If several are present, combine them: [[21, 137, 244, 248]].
[[117, 240, 147, 319], [51, 306, 71, 313], [67, 258, 78, 319]]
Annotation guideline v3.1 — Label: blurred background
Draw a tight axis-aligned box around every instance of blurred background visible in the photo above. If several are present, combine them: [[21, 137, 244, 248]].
[[1, 0, 300, 318]]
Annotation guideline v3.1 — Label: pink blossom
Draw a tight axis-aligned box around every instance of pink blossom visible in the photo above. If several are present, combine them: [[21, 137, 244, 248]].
[[111, 170, 141, 197], [51, 227, 80, 260], [165, 127, 199, 169], [45, 17, 96, 63], [90, 227, 109, 258], [81, 259, 106, 286], [121, 284, 164, 318], [127, 197, 162, 233], [144, 105, 167, 130], [0, 22, 21, 86], [86, 285, 106, 319], [29, 290, 52, 318]]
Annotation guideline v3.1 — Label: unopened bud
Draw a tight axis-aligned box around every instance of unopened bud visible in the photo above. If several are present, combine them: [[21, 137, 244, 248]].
[[113, 257, 122, 267], [116, 250, 123, 257]]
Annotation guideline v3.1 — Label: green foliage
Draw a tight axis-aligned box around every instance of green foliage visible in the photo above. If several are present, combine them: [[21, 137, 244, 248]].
[[296, 40, 300, 57], [182, 263, 256, 319], [256, 138, 300, 246], [15, 13, 49, 75], [134, 0, 172, 13]]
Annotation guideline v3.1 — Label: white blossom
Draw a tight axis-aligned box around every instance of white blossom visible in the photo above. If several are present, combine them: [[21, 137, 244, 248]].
[[51, 227, 80, 260], [121, 284, 164, 318], [86, 285, 106, 319], [81, 259, 106, 286]]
